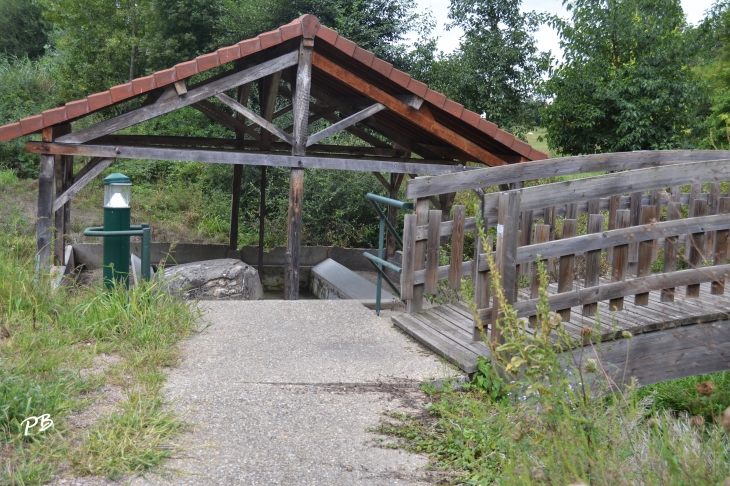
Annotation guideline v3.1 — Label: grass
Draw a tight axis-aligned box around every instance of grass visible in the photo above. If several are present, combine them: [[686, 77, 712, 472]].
[[0, 200, 200, 483]]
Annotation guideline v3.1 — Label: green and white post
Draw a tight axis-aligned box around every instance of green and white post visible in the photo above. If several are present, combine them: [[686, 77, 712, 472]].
[[102, 173, 132, 289]]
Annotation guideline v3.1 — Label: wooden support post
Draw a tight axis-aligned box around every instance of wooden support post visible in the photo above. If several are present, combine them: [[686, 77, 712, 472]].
[[660, 202, 682, 302], [609, 210, 630, 311], [53, 124, 72, 265], [472, 236, 492, 342], [424, 209, 442, 295], [229, 164, 243, 251], [492, 191, 521, 347], [529, 224, 551, 328], [582, 213, 604, 317], [650, 189, 661, 261], [37, 126, 62, 271], [408, 198, 430, 313], [607, 195, 620, 264], [628, 191, 642, 275], [285, 40, 313, 300], [449, 205, 466, 290], [520, 209, 533, 276], [686, 199, 708, 297], [401, 213, 416, 302], [557, 219, 577, 322], [634, 205, 657, 306], [711, 197, 730, 295], [258, 166, 266, 280]]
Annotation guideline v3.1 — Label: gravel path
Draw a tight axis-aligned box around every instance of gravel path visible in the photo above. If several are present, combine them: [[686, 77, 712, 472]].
[[130, 300, 460, 485]]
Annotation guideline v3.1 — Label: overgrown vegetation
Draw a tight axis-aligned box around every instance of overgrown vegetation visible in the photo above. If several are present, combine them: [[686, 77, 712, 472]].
[[378, 243, 730, 484], [0, 190, 199, 483]]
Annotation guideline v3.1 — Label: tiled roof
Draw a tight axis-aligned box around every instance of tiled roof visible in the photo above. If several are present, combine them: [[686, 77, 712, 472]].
[[0, 14, 547, 161]]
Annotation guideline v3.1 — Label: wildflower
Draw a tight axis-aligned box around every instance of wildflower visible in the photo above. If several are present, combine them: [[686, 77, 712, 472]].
[[723, 406, 730, 434], [690, 415, 705, 428], [584, 359, 598, 373], [580, 327, 592, 339], [695, 381, 715, 396], [621, 331, 633, 339]]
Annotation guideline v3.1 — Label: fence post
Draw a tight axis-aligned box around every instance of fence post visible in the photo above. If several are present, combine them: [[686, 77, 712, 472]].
[[407, 198, 430, 313], [712, 197, 730, 295], [491, 190, 521, 347], [401, 213, 416, 305]]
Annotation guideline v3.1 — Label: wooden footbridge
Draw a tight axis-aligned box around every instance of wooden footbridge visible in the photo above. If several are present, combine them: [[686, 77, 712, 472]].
[[394, 151, 730, 386]]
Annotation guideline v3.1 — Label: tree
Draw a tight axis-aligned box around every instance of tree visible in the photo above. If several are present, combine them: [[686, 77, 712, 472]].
[[425, 0, 551, 133], [0, 0, 50, 60], [542, 0, 707, 155]]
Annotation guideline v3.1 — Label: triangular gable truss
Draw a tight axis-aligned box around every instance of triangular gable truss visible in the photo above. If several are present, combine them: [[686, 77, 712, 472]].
[[5, 14, 547, 299]]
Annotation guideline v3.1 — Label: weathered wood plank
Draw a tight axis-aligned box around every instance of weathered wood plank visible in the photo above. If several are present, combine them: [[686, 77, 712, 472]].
[[216, 93, 294, 145], [529, 224, 551, 328], [425, 209, 442, 295], [661, 202, 682, 302], [449, 205, 466, 290], [557, 219, 577, 322], [609, 210, 630, 311], [401, 213, 417, 300], [492, 191, 521, 346], [635, 206, 657, 306], [712, 198, 730, 295], [583, 214, 604, 317], [306, 103, 386, 147], [37, 127, 59, 270], [408, 198, 430, 313], [687, 199, 708, 298], [57, 52, 300, 144], [405, 150, 730, 199]]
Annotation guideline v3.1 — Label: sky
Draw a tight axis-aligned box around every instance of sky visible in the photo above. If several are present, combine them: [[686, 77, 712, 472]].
[[413, 0, 717, 57]]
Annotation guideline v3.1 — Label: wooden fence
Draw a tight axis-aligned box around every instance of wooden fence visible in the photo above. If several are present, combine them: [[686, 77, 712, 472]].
[[399, 151, 730, 344]]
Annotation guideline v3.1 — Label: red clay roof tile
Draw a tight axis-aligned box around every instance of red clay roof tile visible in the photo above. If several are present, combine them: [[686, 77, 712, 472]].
[[239, 38, 261, 57], [88, 91, 113, 111], [388, 69, 410, 88], [529, 148, 548, 160], [478, 118, 498, 137], [424, 89, 446, 109], [511, 138, 532, 157], [110, 83, 134, 103], [494, 129, 515, 147], [260, 30, 282, 49], [443, 99, 464, 118], [42, 107, 68, 126], [315, 25, 338, 44], [175, 60, 199, 79], [352, 47, 375, 67], [65, 99, 90, 119], [406, 78, 427, 98], [217, 45, 241, 64], [0, 122, 22, 142], [132, 76, 157, 95], [460, 109, 480, 126], [280, 22, 303, 41], [334, 36, 357, 56], [20, 114, 44, 134], [194, 53, 219, 72], [154, 68, 178, 87]]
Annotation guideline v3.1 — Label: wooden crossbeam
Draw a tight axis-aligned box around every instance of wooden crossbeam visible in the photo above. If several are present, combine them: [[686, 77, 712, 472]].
[[27, 142, 468, 175], [307, 103, 386, 147], [57, 51, 299, 144], [311, 52, 506, 167], [53, 158, 115, 212], [194, 100, 261, 140], [215, 93, 294, 145]]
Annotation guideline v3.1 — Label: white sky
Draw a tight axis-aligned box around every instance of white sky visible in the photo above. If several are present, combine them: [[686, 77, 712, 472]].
[[414, 0, 717, 58]]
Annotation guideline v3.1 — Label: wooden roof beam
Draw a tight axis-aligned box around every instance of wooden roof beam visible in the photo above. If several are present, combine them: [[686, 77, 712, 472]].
[[216, 93, 294, 145], [311, 52, 507, 167], [194, 100, 261, 141], [306, 103, 385, 147]]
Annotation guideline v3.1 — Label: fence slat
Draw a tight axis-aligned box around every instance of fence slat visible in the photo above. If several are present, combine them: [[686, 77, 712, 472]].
[[607, 195, 620, 264], [425, 209, 442, 295], [708, 182, 721, 254], [712, 197, 730, 295], [473, 236, 492, 341], [557, 219, 577, 322], [583, 214, 604, 316], [628, 191, 643, 273], [609, 210, 630, 311], [650, 189, 662, 260], [408, 198, 430, 313], [635, 206, 657, 306], [687, 199, 708, 297], [449, 205, 465, 290], [661, 202, 682, 302], [401, 213, 416, 301], [529, 224, 551, 328], [492, 191, 521, 346]]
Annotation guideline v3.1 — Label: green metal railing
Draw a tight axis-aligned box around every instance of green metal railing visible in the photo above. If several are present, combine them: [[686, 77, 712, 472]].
[[365, 193, 413, 315], [83, 224, 152, 282]]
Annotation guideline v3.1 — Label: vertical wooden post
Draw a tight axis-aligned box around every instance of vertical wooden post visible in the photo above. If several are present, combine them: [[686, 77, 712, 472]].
[[53, 124, 72, 265], [544, 206, 556, 271], [448, 205, 465, 290], [386, 173, 404, 260], [661, 202, 682, 302], [650, 189, 662, 260], [609, 210, 630, 311], [258, 165, 266, 280], [407, 198, 430, 313], [424, 209, 441, 295], [566, 202, 577, 219], [634, 205, 657, 306], [401, 213, 416, 302], [687, 199, 708, 297], [37, 126, 61, 271], [519, 209, 533, 276], [707, 182, 721, 255], [607, 195, 620, 264], [285, 40, 313, 300], [557, 219, 577, 322], [529, 224, 551, 328], [582, 214, 604, 317], [712, 197, 730, 295], [491, 190, 521, 347], [628, 191, 642, 275], [472, 236, 492, 342], [229, 164, 243, 252]]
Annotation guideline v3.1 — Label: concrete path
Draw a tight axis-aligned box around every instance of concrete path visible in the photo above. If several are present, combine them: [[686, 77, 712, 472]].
[[131, 300, 459, 485]]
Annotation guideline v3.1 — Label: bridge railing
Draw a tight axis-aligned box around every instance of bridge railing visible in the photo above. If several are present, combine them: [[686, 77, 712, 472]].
[[399, 151, 730, 344]]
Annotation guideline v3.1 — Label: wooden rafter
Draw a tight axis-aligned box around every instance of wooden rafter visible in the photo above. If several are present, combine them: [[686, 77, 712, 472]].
[[306, 103, 386, 147], [193, 100, 261, 140], [216, 93, 294, 145], [311, 52, 507, 167]]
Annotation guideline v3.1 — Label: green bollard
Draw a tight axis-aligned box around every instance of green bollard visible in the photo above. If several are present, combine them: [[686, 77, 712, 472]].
[[102, 173, 132, 289]]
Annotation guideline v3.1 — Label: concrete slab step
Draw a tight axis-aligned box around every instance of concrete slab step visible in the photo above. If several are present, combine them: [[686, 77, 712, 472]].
[[310, 258, 399, 309]]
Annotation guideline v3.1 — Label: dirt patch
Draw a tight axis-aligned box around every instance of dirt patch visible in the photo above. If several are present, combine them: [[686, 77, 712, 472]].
[[48, 475, 128, 486], [79, 353, 123, 380], [67, 384, 125, 431]]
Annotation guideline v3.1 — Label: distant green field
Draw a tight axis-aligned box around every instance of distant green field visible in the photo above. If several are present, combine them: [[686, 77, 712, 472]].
[[525, 127, 555, 158]]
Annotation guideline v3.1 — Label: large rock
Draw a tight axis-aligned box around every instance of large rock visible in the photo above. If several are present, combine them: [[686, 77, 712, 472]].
[[163, 259, 264, 300]]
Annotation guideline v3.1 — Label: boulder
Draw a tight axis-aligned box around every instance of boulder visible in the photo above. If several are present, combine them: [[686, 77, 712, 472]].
[[163, 259, 264, 300]]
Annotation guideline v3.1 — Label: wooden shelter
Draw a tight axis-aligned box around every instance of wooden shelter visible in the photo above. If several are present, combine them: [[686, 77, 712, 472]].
[[0, 14, 546, 299]]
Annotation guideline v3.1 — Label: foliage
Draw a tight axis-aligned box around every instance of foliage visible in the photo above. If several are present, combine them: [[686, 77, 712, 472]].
[[542, 0, 707, 155], [0, 0, 50, 60], [425, 0, 551, 134]]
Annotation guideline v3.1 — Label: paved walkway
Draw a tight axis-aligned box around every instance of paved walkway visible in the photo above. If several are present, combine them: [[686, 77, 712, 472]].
[[131, 300, 459, 485]]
